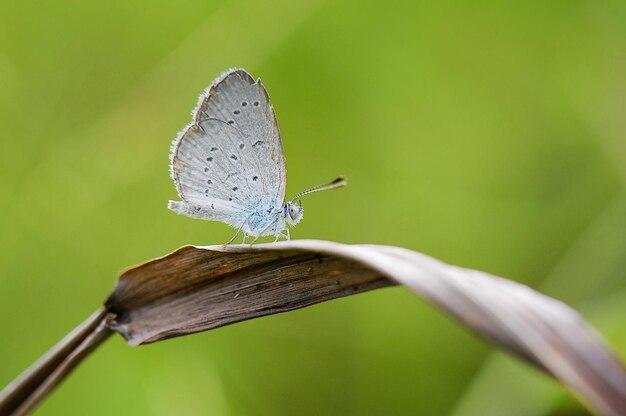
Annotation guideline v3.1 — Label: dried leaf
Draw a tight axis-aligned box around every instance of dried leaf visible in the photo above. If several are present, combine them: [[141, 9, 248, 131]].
[[105, 240, 626, 415], [3, 240, 625, 416], [105, 244, 392, 344]]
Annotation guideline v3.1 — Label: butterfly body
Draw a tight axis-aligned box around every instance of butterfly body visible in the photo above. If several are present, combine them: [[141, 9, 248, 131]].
[[168, 68, 343, 243]]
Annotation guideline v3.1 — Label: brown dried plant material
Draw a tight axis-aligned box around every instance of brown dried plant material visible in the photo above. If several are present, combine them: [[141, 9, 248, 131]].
[[2, 240, 625, 416], [105, 244, 392, 345]]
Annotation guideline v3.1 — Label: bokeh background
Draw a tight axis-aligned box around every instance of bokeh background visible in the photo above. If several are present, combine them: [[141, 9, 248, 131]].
[[1, 1, 626, 414]]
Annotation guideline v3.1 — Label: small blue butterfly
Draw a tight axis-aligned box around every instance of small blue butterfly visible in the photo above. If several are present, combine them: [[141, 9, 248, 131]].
[[168, 68, 346, 244]]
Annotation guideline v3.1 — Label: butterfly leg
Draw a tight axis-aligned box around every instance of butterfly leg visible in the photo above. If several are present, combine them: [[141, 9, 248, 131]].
[[223, 229, 241, 245], [224, 221, 246, 245], [249, 234, 261, 245], [241, 232, 248, 244], [273, 228, 289, 242]]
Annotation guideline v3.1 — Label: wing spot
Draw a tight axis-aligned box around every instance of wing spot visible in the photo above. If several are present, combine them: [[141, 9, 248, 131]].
[[210, 147, 218, 151], [228, 120, 234, 125], [239, 143, 245, 149], [253, 101, 259, 106], [252, 176, 258, 181], [207, 179, 213, 184], [241, 101, 248, 107], [230, 154, 238, 160], [204, 167, 209, 172], [234, 110, 240, 115], [211, 203, 215, 209], [207, 157, 213, 162], [252, 140, 265, 147], [232, 187, 238, 191], [228, 197, 233, 201]]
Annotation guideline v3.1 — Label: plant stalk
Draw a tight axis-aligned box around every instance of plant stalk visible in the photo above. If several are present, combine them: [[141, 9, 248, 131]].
[[0, 309, 112, 416]]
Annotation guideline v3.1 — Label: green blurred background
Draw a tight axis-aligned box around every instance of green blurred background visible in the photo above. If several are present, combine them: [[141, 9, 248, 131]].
[[1, 0, 625, 414]]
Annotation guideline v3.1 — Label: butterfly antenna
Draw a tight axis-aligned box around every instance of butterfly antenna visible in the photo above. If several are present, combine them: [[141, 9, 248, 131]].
[[289, 176, 347, 203]]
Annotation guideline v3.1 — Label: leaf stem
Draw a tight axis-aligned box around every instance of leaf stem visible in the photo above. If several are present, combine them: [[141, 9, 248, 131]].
[[0, 309, 112, 416]]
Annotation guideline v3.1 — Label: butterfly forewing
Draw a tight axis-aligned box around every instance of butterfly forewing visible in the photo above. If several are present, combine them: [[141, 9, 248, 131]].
[[196, 69, 285, 207], [170, 68, 287, 222]]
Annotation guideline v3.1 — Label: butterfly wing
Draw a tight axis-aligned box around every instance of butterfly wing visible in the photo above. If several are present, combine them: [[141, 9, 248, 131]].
[[169, 68, 286, 225], [169, 120, 255, 226], [195, 69, 286, 207]]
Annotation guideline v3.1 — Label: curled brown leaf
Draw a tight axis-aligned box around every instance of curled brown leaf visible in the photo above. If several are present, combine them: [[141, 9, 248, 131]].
[[2, 240, 625, 415], [106, 240, 626, 415]]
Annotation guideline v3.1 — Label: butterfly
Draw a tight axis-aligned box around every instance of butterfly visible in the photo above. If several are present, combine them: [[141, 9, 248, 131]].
[[168, 68, 346, 244]]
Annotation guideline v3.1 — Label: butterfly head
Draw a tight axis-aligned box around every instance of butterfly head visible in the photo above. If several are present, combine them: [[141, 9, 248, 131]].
[[284, 201, 304, 226]]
